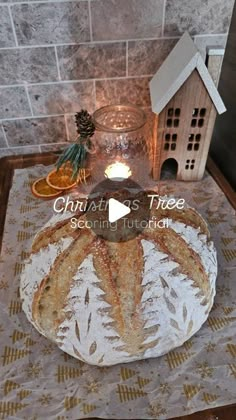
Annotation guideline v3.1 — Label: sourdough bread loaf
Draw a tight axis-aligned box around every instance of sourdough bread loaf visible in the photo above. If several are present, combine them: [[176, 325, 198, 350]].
[[20, 191, 217, 366]]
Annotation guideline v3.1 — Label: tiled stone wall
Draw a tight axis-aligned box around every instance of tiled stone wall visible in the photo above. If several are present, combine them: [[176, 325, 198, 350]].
[[0, 0, 234, 157]]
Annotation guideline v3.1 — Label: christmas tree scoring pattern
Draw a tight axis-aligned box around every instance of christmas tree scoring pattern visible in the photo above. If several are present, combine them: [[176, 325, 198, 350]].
[[207, 316, 236, 332], [165, 350, 193, 370], [136, 376, 151, 389], [183, 384, 201, 400], [22, 220, 35, 229], [57, 365, 83, 383], [221, 237, 234, 246], [1, 347, 31, 366], [61, 352, 74, 362], [20, 250, 30, 261], [64, 397, 82, 410], [120, 367, 137, 381], [202, 392, 218, 404], [229, 364, 236, 378], [116, 384, 147, 403], [223, 307, 234, 315], [4, 380, 20, 396], [17, 389, 32, 400], [25, 196, 37, 204], [8, 300, 22, 316], [24, 337, 36, 347], [17, 231, 34, 242], [82, 403, 97, 415], [20, 205, 37, 214], [0, 401, 28, 418], [207, 216, 224, 227], [183, 339, 193, 351], [10, 329, 29, 344], [222, 249, 236, 262], [226, 343, 236, 358], [14, 262, 25, 275]]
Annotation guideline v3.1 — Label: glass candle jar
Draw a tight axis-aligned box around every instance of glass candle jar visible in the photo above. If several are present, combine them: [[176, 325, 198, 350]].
[[91, 104, 151, 184]]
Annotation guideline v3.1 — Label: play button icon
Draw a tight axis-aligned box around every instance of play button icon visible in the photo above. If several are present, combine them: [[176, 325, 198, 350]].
[[86, 177, 151, 242], [108, 198, 131, 223]]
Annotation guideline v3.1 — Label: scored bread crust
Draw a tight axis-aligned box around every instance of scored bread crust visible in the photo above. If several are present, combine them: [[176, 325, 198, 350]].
[[20, 190, 217, 366]]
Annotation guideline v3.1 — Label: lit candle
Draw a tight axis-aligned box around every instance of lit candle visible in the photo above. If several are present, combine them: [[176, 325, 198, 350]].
[[104, 162, 132, 181]]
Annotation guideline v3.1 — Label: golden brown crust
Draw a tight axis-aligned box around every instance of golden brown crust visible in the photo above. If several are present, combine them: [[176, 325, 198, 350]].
[[32, 214, 83, 253], [30, 189, 213, 353], [150, 204, 210, 238], [32, 227, 96, 340]]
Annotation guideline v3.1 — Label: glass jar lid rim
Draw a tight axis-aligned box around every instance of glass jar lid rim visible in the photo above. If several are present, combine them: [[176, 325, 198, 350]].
[[93, 104, 147, 133]]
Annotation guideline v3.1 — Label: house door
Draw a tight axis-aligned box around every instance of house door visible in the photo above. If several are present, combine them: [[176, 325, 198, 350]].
[[160, 158, 178, 180]]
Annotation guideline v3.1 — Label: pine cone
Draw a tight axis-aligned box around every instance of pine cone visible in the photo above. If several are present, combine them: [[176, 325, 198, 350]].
[[75, 110, 95, 138]]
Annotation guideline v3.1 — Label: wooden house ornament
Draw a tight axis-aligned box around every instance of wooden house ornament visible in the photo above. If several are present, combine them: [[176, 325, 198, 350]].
[[150, 32, 226, 181]]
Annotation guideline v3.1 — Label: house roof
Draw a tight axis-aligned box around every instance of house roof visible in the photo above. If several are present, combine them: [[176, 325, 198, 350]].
[[150, 32, 226, 115]]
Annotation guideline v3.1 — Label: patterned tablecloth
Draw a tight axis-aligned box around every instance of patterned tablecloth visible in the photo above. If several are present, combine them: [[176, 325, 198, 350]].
[[0, 164, 236, 420]]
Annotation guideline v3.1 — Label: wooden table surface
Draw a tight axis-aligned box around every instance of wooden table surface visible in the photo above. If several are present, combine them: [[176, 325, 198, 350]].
[[0, 152, 235, 420]]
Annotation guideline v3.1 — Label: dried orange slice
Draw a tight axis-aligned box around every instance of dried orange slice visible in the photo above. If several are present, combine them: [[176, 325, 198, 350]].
[[46, 166, 77, 191], [31, 177, 62, 199], [77, 168, 91, 184]]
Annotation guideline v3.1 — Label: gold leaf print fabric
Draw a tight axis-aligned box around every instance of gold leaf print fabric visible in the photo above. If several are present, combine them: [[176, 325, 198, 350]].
[[0, 165, 235, 419]]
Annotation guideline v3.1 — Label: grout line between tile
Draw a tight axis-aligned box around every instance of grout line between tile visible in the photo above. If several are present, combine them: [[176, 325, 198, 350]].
[[194, 33, 228, 39], [0, 74, 154, 90], [39, 141, 68, 147], [0, 113, 67, 122], [88, 0, 93, 42], [0, 36, 187, 51], [24, 84, 34, 116], [93, 79, 96, 108], [126, 41, 128, 77], [64, 115, 70, 141], [0, 0, 88, 5], [0, 33, 228, 52], [0, 144, 40, 151], [1, 125, 9, 147], [162, 0, 167, 37], [8, 5, 18, 47], [54, 46, 62, 81]]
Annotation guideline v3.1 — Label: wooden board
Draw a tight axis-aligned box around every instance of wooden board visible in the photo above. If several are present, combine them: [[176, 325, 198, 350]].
[[0, 152, 235, 420]]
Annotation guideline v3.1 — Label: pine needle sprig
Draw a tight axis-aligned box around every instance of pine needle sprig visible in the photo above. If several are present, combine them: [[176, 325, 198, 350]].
[[56, 110, 95, 179]]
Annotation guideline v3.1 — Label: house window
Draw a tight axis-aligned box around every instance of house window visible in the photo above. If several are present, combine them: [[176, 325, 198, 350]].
[[185, 159, 195, 170], [166, 108, 181, 127], [187, 133, 201, 151], [174, 119, 179, 127], [198, 119, 204, 127], [191, 108, 206, 128], [164, 133, 177, 151]]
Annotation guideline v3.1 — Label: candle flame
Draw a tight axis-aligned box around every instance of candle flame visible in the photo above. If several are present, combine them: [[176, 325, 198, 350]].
[[104, 162, 132, 181]]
